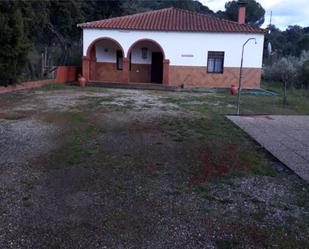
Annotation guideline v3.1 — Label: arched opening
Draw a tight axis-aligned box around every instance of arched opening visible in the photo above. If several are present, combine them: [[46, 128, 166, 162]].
[[127, 39, 166, 84], [86, 37, 125, 82]]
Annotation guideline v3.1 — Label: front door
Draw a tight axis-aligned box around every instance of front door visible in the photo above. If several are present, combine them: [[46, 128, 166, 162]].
[[151, 52, 163, 83]]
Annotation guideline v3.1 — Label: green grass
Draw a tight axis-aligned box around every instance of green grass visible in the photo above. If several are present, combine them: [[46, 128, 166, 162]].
[[66, 112, 88, 124], [161, 81, 309, 115], [41, 83, 73, 90], [45, 112, 106, 168]]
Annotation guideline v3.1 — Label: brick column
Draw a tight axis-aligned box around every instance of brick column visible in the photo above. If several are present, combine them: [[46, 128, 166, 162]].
[[82, 56, 91, 82], [122, 57, 130, 83], [163, 59, 170, 85], [90, 58, 97, 81]]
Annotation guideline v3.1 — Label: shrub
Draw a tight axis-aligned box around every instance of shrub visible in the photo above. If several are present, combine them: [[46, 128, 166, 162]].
[[263, 51, 309, 89], [302, 60, 309, 89], [263, 57, 297, 104]]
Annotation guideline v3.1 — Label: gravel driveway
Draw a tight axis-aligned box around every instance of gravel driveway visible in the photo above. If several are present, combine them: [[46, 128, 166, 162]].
[[0, 87, 308, 248]]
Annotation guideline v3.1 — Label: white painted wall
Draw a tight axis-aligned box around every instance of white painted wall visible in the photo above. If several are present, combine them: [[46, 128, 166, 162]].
[[83, 29, 264, 68], [131, 41, 161, 64], [95, 40, 119, 63]]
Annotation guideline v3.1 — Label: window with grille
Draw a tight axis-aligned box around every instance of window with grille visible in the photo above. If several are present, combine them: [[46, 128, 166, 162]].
[[207, 52, 224, 73], [116, 50, 123, 70], [141, 47, 148, 59]]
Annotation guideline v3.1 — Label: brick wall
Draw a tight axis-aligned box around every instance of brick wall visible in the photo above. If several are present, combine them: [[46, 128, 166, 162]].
[[169, 66, 261, 89], [55, 66, 81, 83]]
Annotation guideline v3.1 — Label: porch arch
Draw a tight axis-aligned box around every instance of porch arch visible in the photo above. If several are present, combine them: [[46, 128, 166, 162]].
[[83, 37, 125, 82], [86, 37, 125, 58], [127, 39, 166, 60], [127, 39, 169, 84]]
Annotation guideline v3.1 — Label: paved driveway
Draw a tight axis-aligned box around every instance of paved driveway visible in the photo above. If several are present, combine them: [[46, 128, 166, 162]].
[[227, 115, 309, 182]]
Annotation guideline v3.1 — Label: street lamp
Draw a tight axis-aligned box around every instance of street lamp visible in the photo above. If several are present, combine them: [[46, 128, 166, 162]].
[[236, 38, 257, 115]]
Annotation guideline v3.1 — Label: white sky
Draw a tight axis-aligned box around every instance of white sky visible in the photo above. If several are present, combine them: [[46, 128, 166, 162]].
[[200, 0, 309, 30]]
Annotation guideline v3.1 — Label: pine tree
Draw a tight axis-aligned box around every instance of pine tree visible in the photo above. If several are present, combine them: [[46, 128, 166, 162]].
[[0, 0, 32, 86]]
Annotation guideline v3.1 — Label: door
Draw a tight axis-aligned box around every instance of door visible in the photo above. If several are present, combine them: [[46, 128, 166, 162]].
[[151, 52, 163, 83]]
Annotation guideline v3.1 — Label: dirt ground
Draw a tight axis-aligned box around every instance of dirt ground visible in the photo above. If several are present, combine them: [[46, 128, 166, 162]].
[[0, 86, 308, 249]]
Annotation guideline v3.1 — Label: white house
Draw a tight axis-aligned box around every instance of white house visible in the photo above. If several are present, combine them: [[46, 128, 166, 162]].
[[78, 5, 265, 88]]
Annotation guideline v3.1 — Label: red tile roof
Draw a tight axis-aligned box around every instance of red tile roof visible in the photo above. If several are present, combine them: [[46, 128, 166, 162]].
[[77, 7, 264, 34]]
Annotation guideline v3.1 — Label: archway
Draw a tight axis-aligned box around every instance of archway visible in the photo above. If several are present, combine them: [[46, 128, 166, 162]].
[[85, 37, 125, 82], [127, 39, 167, 84]]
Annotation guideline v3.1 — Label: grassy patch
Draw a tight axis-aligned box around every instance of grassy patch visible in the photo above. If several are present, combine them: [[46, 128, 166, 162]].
[[161, 82, 309, 115], [41, 83, 73, 90], [66, 112, 88, 124], [160, 113, 278, 185], [44, 112, 106, 168]]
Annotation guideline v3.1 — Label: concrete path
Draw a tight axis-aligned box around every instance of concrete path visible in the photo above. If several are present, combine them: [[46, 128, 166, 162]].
[[227, 115, 309, 182]]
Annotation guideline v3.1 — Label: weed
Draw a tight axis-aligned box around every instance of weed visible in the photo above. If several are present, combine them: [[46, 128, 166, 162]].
[[66, 112, 88, 124], [42, 83, 71, 90]]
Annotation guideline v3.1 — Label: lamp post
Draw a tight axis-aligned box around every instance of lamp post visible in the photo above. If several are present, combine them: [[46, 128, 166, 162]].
[[236, 38, 257, 115]]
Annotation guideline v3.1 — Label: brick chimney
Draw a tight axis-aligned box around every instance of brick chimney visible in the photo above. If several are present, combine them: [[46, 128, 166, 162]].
[[238, 1, 247, 24]]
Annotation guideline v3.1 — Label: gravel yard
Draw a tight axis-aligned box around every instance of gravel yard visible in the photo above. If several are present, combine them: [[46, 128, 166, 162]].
[[0, 85, 308, 249]]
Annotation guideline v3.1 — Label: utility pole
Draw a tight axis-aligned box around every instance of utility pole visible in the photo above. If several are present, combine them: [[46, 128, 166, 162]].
[[236, 38, 257, 115]]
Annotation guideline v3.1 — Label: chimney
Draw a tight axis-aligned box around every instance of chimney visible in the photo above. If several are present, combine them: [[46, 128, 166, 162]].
[[238, 1, 247, 24]]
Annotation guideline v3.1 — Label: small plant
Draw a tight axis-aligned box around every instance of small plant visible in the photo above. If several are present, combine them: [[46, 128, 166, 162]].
[[42, 83, 68, 90]]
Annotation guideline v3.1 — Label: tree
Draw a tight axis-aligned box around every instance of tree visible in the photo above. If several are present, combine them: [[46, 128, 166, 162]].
[[82, 0, 122, 21], [297, 33, 309, 54], [282, 25, 304, 56], [217, 0, 265, 27], [120, 0, 213, 15], [265, 25, 286, 53], [0, 0, 33, 86], [266, 58, 297, 104]]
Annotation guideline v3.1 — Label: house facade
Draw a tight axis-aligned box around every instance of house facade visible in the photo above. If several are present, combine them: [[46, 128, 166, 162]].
[[78, 6, 265, 88]]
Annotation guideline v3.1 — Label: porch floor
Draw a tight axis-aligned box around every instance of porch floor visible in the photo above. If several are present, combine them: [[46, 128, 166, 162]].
[[87, 81, 181, 91]]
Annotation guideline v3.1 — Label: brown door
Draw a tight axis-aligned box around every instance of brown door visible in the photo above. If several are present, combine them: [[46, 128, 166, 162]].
[[151, 52, 163, 83]]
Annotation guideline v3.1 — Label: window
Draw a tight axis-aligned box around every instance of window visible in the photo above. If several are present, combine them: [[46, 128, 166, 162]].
[[207, 52, 224, 73], [141, 47, 148, 59], [116, 50, 123, 70]]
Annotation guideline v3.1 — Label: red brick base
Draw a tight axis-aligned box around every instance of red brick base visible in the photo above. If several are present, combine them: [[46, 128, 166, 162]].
[[84, 59, 261, 89], [169, 66, 261, 88]]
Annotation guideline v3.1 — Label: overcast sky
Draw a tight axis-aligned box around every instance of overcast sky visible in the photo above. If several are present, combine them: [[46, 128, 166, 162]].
[[200, 0, 309, 30]]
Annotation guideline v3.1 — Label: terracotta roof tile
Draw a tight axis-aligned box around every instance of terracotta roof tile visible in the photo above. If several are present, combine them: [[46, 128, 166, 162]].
[[77, 7, 264, 34]]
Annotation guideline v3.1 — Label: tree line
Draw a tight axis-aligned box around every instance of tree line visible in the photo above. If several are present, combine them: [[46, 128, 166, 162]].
[[0, 0, 308, 87]]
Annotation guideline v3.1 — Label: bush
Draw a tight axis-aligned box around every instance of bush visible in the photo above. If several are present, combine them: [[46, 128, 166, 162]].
[[263, 57, 298, 104], [263, 51, 309, 89], [302, 60, 309, 89], [263, 57, 297, 84]]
